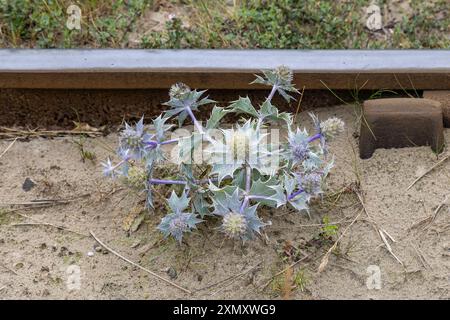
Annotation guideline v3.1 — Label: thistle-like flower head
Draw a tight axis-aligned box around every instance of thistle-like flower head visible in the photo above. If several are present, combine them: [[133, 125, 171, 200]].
[[274, 65, 294, 87], [320, 117, 345, 141], [119, 117, 152, 160], [157, 191, 202, 243], [169, 82, 191, 99], [252, 65, 299, 102], [158, 211, 201, 243], [298, 171, 323, 196], [222, 211, 247, 238], [206, 120, 271, 181], [164, 86, 214, 126], [212, 188, 269, 241], [287, 128, 311, 164]]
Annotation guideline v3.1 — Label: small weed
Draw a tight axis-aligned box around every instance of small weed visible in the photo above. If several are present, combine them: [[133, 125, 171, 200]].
[[0, 209, 21, 225], [73, 135, 96, 163], [293, 269, 308, 292], [271, 266, 308, 298], [321, 215, 339, 238]]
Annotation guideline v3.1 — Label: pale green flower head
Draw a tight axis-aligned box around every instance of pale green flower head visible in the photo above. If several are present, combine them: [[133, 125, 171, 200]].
[[206, 120, 273, 181]]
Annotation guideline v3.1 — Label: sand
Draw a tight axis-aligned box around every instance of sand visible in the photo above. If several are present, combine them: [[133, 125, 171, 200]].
[[0, 104, 448, 299]]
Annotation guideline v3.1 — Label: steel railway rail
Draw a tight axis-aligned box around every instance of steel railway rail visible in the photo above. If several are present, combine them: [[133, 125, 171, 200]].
[[0, 50, 448, 90], [0, 50, 448, 127]]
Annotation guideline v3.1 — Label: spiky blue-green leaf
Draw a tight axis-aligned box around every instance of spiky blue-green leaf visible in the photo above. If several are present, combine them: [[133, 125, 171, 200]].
[[229, 97, 259, 118], [249, 177, 286, 208], [167, 190, 190, 213], [152, 115, 173, 142], [259, 101, 292, 125], [206, 106, 231, 130]]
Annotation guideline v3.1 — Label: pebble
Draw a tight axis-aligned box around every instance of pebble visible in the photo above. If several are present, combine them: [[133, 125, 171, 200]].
[[22, 178, 36, 192], [167, 267, 177, 279], [87, 251, 94, 257]]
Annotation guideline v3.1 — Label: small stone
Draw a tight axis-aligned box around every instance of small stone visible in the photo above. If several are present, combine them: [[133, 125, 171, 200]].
[[22, 178, 36, 192], [87, 251, 94, 257], [365, 4, 382, 31], [42, 289, 50, 297], [40, 266, 50, 273], [167, 267, 177, 280], [94, 244, 102, 252], [14, 262, 24, 270]]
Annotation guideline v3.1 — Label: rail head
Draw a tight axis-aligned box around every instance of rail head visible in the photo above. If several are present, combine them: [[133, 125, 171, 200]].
[[0, 49, 448, 89]]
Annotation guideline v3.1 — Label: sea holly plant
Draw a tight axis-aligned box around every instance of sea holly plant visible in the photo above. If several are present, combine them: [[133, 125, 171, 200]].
[[102, 66, 344, 244]]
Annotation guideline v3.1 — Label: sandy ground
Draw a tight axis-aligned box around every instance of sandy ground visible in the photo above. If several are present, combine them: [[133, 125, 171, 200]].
[[0, 104, 449, 300]]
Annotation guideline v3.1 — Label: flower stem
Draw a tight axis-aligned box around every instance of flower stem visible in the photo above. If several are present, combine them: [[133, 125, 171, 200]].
[[149, 179, 187, 185], [148, 177, 216, 185], [186, 106, 204, 134], [287, 189, 304, 201], [185, 105, 215, 144], [266, 85, 278, 104], [240, 165, 252, 213], [160, 138, 179, 145], [308, 133, 322, 143]]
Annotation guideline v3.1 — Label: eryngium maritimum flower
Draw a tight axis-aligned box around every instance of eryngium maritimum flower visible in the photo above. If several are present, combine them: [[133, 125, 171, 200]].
[[207, 120, 272, 180], [287, 128, 311, 164], [299, 172, 323, 196], [222, 211, 247, 238], [157, 211, 201, 243], [320, 117, 345, 141], [119, 117, 152, 160], [274, 65, 294, 87], [169, 82, 191, 99], [212, 189, 270, 241]]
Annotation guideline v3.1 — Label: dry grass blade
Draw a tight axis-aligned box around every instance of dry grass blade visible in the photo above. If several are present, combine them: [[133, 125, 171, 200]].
[[0, 193, 90, 208], [11, 223, 88, 237], [380, 228, 396, 243], [0, 263, 18, 275], [0, 138, 17, 159], [7, 210, 88, 237], [410, 241, 431, 270], [89, 230, 192, 295], [0, 126, 104, 139], [209, 261, 263, 296], [379, 230, 403, 266], [409, 195, 448, 231], [406, 154, 450, 191]]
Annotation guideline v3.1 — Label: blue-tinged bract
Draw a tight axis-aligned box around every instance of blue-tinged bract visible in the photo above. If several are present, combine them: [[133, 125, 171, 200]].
[[212, 189, 269, 241], [102, 66, 344, 244], [157, 191, 202, 243]]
